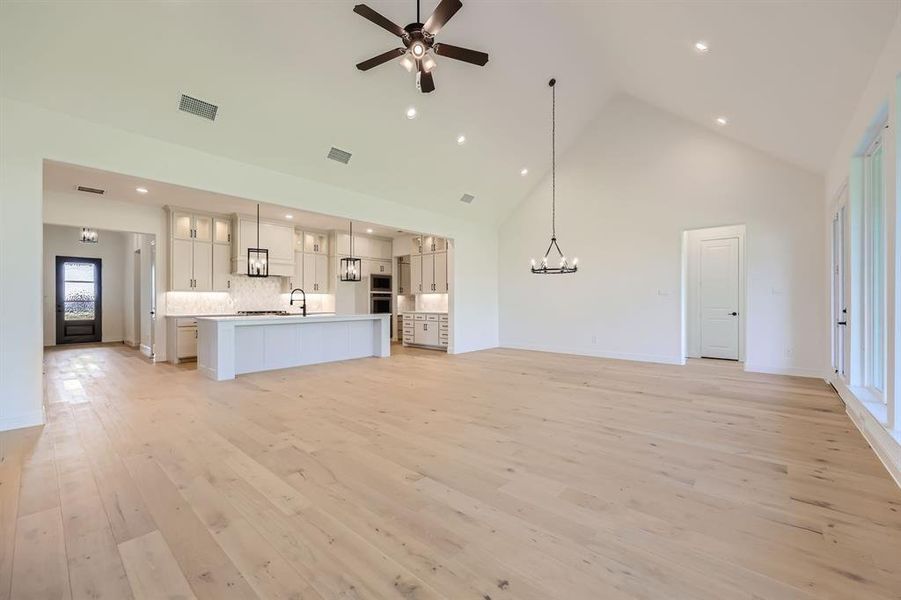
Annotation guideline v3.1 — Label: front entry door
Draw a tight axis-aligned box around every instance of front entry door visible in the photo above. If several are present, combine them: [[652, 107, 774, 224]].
[[700, 237, 740, 360], [56, 256, 102, 344]]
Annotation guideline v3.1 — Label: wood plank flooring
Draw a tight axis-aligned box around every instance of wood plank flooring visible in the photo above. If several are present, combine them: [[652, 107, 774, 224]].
[[2, 342, 900, 599]]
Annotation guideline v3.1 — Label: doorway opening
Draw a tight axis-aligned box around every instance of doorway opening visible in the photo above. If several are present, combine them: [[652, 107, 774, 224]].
[[682, 225, 746, 362], [55, 256, 103, 344]]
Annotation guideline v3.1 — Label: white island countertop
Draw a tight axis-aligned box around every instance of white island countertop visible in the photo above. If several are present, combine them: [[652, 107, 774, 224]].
[[196, 313, 390, 381]]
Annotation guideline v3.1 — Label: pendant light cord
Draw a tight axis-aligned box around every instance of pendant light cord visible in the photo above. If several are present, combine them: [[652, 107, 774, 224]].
[[416, 0, 420, 23], [551, 78, 557, 239]]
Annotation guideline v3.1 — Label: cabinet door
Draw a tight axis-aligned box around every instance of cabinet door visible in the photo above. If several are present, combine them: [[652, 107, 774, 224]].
[[213, 218, 231, 244], [172, 212, 193, 240], [171, 238, 194, 290], [288, 251, 304, 290], [176, 327, 198, 359], [194, 215, 213, 242], [262, 223, 293, 263], [192, 241, 213, 291], [399, 261, 410, 295], [410, 254, 423, 293], [240, 219, 258, 253], [212, 243, 231, 291], [315, 254, 329, 293], [433, 237, 446, 252], [434, 251, 447, 293], [413, 236, 424, 254], [304, 232, 327, 254], [361, 259, 372, 279], [302, 253, 316, 292], [373, 260, 391, 275], [422, 253, 435, 292], [413, 321, 427, 345]]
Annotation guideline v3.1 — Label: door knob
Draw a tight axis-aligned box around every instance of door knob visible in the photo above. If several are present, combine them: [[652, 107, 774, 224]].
[[730, 312, 738, 316]]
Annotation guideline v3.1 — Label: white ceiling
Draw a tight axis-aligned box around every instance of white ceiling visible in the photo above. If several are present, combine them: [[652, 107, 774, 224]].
[[43, 161, 407, 239], [3, 1, 899, 224]]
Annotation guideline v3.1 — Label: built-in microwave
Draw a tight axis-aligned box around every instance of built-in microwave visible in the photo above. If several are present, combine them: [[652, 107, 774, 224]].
[[371, 274, 392, 293]]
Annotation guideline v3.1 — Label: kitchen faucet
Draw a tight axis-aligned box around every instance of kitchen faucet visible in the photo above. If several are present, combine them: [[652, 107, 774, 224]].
[[289, 288, 307, 317]]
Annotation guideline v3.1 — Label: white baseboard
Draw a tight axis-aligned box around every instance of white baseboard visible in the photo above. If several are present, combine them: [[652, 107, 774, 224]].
[[124, 339, 139, 348], [140, 344, 153, 359], [743, 363, 826, 379], [0, 409, 44, 432], [833, 378, 901, 488], [501, 342, 685, 366]]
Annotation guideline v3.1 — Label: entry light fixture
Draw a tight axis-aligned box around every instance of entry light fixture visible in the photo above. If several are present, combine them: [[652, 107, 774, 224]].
[[531, 78, 578, 275], [80, 227, 99, 244], [247, 203, 269, 277], [340, 221, 362, 282]]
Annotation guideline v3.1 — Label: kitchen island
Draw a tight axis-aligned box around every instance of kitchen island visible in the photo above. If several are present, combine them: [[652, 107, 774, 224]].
[[196, 313, 390, 381]]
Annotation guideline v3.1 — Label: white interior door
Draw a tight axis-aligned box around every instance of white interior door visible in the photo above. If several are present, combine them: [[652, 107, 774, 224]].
[[833, 204, 850, 379], [700, 237, 740, 359]]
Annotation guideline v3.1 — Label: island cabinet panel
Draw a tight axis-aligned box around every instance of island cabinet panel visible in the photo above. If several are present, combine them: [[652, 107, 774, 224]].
[[197, 315, 390, 381]]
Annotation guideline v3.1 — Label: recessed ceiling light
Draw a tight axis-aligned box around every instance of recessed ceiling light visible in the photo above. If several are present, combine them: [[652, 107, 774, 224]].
[[135, 187, 148, 194], [457, 135, 466, 145], [694, 41, 709, 53], [366, 228, 374, 234], [520, 168, 529, 176], [285, 214, 293, 219], [715, 116, 728, 126], [406, 107, 417, 119]]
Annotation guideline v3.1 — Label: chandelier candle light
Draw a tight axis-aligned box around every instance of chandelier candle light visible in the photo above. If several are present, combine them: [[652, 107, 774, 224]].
[[80, 227, 98, 244], [247, 203, 269, 277], [531, 78, 578, 275], [340, 221, 362, 282]]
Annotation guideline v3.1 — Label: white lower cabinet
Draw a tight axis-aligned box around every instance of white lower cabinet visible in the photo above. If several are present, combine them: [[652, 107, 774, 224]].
[[402, 312, 447, 351], [166, 317, 199, 364]]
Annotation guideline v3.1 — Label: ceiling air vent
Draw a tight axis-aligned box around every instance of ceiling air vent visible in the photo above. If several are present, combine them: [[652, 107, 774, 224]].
[[179, 94, 218, 121], [327, 147, 352, 164], [76, 185, 105, 195], [459, 193, 475, 204]]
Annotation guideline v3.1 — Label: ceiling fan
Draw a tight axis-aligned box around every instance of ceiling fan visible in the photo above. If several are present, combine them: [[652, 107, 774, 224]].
[[353, 0, 489, 94]]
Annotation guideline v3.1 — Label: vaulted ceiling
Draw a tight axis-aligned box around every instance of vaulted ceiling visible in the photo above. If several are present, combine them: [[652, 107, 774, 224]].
[[2, 1, 898, 224]]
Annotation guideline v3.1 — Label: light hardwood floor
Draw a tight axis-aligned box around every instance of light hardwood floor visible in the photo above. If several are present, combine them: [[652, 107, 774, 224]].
[[1, 343, 899, 599]]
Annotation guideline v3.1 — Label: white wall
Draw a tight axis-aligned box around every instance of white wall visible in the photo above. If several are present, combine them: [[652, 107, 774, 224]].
[[824, 13, 900, 484], [42, 225, 128, 346], [499, 95, 826, 376], [0, 97, 499, 431]]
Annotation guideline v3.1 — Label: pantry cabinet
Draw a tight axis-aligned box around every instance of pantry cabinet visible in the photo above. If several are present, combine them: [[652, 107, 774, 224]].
[[168, 210, 214, 291]]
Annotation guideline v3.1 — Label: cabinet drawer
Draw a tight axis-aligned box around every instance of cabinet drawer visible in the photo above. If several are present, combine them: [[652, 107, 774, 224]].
[[413, 314, 426, 321], [426, 314, 439, 321], [440, 315, 448, 322], [175, 318, 198, 327]]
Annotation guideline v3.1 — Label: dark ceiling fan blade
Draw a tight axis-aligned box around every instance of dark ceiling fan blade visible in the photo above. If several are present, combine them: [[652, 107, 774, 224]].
[[434, 43, 489, 66], [418, 63, 436, 93], [356, 48, 405, 71], [353, 4, 405, 37], [423, 0, 462, 35]]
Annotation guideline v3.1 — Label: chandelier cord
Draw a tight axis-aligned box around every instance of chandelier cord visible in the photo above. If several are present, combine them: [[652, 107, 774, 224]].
[[551, 79, 556, 240]]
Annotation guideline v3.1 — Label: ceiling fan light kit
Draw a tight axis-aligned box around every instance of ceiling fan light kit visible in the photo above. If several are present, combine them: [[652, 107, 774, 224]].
[[531, 78, 578, 275], [353, 0, 489, 94]]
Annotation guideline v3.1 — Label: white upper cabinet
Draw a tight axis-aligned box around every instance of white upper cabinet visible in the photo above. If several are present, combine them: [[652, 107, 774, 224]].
[[172, 212, 194, 240], [213, 218, 231, 244], [412, 235, 445, 254], [303, 231, 328, 254], [434, 251, 447, 293], [168, 208, 217, 291], [302, 253, 330, 293], [336, 233, 391, 259], [212, 244, 232, 291], [410, 254, 423, 294], [422, 253, 435, 292]]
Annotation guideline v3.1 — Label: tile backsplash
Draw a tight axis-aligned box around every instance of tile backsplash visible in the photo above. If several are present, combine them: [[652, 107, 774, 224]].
[[165, 275, 335, 315]]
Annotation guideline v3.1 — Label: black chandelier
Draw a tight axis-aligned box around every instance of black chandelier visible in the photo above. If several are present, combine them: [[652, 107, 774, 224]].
[[247, 203, 269, 277], [80, 227, 98, 244], [531, 78, 578, 275], [340, 221, 362, 282]]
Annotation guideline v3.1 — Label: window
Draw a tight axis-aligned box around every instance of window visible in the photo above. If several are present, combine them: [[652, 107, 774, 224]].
[[863, 132, 886, 398]]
